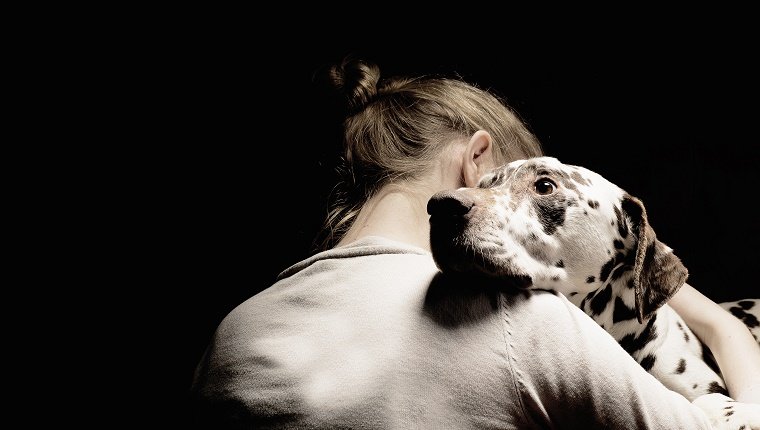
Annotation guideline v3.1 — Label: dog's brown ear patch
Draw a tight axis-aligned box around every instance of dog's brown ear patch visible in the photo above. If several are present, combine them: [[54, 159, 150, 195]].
[[622, 194, 688, 323]]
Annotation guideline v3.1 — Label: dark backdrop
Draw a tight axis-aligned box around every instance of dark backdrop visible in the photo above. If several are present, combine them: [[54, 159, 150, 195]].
[[162, 40, 758, 415]]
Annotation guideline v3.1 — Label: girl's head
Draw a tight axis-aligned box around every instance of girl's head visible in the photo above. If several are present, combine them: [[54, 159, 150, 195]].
[[318, 57, 543, 249]]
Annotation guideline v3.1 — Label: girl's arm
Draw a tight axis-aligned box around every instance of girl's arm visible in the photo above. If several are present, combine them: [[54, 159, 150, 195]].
[[669, 283, 760, 403]]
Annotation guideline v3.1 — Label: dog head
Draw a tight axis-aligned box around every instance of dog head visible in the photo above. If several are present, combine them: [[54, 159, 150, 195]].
[[428, 156, 687, 322]]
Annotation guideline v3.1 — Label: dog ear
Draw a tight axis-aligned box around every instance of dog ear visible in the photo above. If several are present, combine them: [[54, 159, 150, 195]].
[[621, 194, 688, 323]]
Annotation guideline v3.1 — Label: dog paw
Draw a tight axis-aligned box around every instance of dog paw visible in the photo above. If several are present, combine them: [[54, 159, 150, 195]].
[[693, 393, 760, 429]]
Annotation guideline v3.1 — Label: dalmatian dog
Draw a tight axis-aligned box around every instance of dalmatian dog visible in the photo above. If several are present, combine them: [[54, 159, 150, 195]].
[[427, 156, 760, 429]]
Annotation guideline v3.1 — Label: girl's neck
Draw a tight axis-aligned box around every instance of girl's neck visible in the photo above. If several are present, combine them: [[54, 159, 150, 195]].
[[336, 184, 438, 252], [335, 144, 466, 251]]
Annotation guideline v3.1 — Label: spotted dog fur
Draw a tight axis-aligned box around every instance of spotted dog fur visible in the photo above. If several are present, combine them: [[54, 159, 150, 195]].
[[721, 300, 759, 342], [427, 156, 759, 426]]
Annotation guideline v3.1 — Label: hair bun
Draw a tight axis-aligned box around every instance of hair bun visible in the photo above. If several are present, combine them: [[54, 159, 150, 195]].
[[327, 57, 381, 113]]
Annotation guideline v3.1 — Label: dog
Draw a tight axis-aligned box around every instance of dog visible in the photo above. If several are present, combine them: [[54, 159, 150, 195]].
[[427, 156, 759, 428]]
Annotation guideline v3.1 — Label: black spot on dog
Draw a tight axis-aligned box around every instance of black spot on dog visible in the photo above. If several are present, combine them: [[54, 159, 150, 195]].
[[587, 199, 599, 209], [590, 285, 613, 315], [584, 210, 588, 215], [729, 306, 760, 328], [555, 260, 564, 268], [535, 167, 570, 180], [570, 171, 590, 186], [613, 297, 637, 323], [586, 276, 595, 283], [579, 296, 588, 311], [692, 383, 698, 389], [725, 410, 734, 417], [738, 300, 755, 310], [569, 292, 578, 296], [620, 313, 658, 355], [599, 257, 616, 283], [702, 344, 721, 375], [560, 179, 579, 192], [676, 322, 691, 341], [626, 279, 634, 289], [739, 425, 746, 430], [675, 358, 686, 374], [532, 194, 567, 235], [640, 354, 656, 371], [613, 239, 624, 249], [495, 170, 507, 186], [614, 205, 628, 238], [615, 251, 636, 266], [551, 276, 560, 282], [707, 381, 728, 396]]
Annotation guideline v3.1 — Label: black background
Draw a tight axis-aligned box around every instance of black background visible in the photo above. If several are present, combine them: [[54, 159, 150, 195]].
[[155, 36, 758, 417]]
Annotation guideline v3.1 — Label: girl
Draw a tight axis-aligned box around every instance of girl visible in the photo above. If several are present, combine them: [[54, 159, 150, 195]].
[[191, 56, 759, 428]]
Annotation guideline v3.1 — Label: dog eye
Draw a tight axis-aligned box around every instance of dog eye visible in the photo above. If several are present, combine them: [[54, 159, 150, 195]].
[[534, 179, 557, 195]]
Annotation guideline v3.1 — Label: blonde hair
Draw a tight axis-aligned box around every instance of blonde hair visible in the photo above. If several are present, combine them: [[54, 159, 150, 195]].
[[316, 57, 543, 249]]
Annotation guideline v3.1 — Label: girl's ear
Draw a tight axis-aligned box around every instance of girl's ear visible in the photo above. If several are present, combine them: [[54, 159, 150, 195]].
[[462, 130, 495, 187]]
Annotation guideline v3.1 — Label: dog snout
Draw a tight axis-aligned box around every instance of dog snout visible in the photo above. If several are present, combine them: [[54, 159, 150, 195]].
[[427, 190, 475, 217]]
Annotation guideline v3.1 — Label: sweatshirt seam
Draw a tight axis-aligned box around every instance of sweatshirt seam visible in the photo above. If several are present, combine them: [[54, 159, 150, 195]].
[[499, 293, 531, 426]]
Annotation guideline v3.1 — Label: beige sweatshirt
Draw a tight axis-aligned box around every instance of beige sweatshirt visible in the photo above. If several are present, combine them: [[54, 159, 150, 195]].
[[190, 236, 712, 429]]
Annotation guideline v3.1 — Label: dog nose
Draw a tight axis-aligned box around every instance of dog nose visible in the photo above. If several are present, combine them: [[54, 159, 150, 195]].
[[427, 191, 475, 217]]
